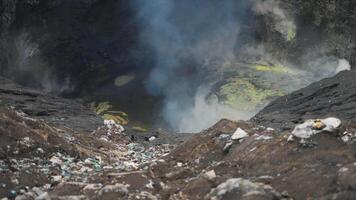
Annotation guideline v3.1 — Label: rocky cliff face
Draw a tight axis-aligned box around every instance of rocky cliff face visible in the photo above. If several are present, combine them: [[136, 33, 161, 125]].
[[255, 0, 356, 65], [0, 0, 137, 93]]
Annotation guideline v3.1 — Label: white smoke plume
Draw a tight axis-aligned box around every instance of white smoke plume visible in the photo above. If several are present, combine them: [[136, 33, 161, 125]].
[[252, 0, 296, 41], [132, 0, 349, 133], [1, 32, 73, 93], [336, 59, 351, 73]]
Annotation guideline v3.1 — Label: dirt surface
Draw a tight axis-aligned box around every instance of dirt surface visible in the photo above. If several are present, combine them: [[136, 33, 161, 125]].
[[2, 90, 356, 199], [0, 76, 103, 133]]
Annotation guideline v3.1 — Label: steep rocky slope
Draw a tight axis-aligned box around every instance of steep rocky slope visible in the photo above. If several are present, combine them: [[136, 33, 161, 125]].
[[253, 68, 356, 130], [0, 76, 103, 133], [2, 74, 356, 199], [2, 101, 356, 199], [0, 0, 137, 93]]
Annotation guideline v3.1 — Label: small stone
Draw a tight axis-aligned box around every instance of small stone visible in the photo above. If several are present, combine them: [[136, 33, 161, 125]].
[[339, 167, 349, 173], [35, 192, 50, 200], [287, 135, 294, 142], [83, 183, 102, 192], [36, 148, 44, 154], [266, 127, 274, 132], [148, 136, 156, 141], [145, 180, 154, 189], [313, 119, 326, 130], [9, 190, 17, 198], [255, 135, 273, 140], [281, 190, 290, 197], [223, 142, 233, 153], [98, 184, 128, 198], [49, 156, 62, 165], [11, 178, 19, 185], [219, 134, 230, 139], [51, 175, 62, 183], [231, 128, 248, 140], [341, 135, 350, 143], [205, 170, 216, 180]]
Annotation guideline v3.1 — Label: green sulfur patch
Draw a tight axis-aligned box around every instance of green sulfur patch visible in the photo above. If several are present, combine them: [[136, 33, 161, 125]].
[[114, 74, 136, 88], [287, 22, 296, 42], [218, 78, 285, 111], [254, 64, 294, 74], [89, 102, 129, 125], [132, 126, 149, 132]]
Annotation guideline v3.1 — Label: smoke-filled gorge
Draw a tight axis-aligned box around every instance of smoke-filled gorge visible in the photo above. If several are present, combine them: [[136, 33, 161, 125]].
[[0, 0, 354, 133], [130, 0, 352, 132]]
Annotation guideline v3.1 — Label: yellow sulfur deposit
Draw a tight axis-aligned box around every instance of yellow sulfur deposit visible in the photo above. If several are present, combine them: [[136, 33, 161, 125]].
[[114, 74, 136, 88], [287, 22, 296, 42], [132, 126, 148, 132], [89, 101, 112, 115], [218, 78, 284, 111], [90, 102, 129, 125], [102, 113, 129, 125], [254, 64, 294, 74]]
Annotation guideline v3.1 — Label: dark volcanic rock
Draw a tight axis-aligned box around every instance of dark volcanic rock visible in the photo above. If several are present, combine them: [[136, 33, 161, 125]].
[[0, 0, 138, 93], [253, 68, 356, 130], [0, 76, 103, 133]]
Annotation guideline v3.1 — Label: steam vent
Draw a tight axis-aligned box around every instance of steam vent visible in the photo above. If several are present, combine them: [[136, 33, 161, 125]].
[[1, 0, 356, 199]]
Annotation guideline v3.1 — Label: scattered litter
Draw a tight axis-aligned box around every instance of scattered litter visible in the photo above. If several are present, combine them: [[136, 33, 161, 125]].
[[104, 119, 125, 135], [231, 128, 248, 140], [149, 136, 156, 142]]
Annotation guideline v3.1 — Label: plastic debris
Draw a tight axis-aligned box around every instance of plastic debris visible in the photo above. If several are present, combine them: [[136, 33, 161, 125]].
[[290, 117, 341, 141], [231, 128, 248, 140]]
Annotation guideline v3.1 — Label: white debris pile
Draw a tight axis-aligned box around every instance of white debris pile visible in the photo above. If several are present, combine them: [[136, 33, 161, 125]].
[[104, 119, 125, 136], [231, 128, 249, 141], [205, 178, 282, 200], [288, 117, 342, 142]]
